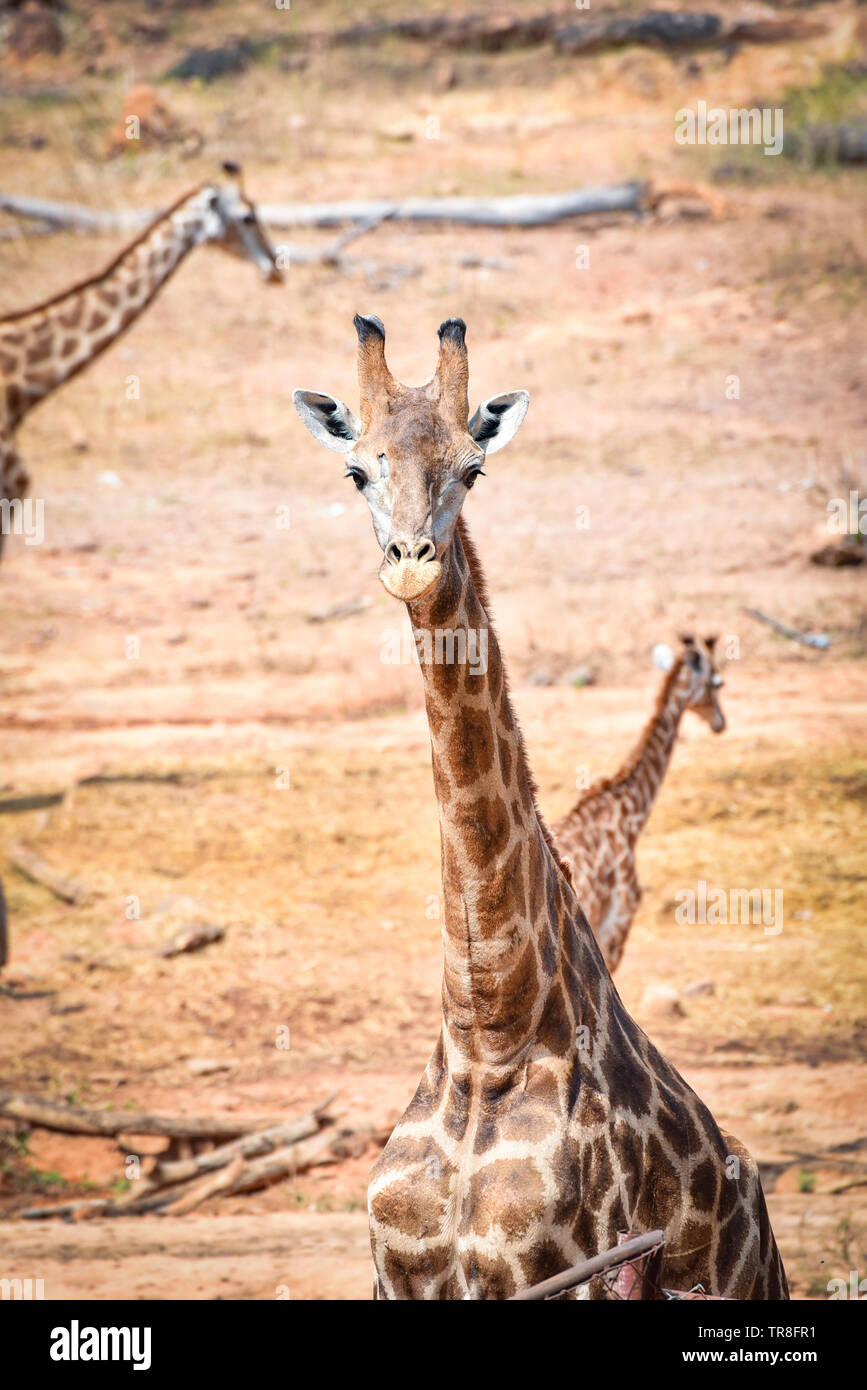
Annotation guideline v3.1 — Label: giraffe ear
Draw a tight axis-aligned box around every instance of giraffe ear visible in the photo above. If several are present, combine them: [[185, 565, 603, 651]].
[[293, 390, 362, 453], [468, 391, 529, 454], [652, 643, 675, 672]]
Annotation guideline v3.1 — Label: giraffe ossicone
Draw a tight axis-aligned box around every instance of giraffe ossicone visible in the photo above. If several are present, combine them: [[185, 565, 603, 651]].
[[294, 316, 787, 1302]]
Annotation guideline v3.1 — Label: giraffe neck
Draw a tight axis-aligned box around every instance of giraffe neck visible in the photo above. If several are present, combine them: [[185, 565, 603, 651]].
[[407, 518, 597, 1069], [0, 186, 213, 430], [610, 659, 691, 838]]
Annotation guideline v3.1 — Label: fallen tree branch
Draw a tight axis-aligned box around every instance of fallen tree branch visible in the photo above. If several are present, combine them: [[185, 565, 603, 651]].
[[814, 1176, 867, 1197], [330, 11, 560, 51], [150, 1092, 338, 1185], [554, 9, 824, 55], [160, 1153, 246, 1215], [259, 183, 647, 229], [1, 180, 729, 250], [742, 607, 830, 651], [0, 183, 649, 238], [0, 1093, 303, 1140], [7, 842, 89, 906], [161, 9, 828, 71], [113, 1127, 354, 1215], [18, 1115, 387, 1220], [18, 1197, 111, 1221], [0, 192, 148, 234], [0, 984, 56, 999]]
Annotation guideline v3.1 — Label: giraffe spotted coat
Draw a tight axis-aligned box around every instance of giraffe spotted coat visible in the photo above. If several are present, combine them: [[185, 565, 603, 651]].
[[294, 315, 788, 1301], [0, 172, 280, 558], [555, 637, 726, 973]]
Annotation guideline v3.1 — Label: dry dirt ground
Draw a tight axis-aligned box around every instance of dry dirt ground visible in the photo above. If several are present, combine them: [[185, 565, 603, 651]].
[[0, 1, 865, 1300]]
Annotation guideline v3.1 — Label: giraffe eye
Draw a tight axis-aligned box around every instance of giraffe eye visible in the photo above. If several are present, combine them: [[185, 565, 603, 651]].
[[464, 467, 485, 489], [345, 467, 367, 491]]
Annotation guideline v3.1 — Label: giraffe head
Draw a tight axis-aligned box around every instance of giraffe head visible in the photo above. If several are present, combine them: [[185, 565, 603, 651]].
[[197, 162, 283, 283], [293, 315, 528, 600], [655, 635, 726, 732]]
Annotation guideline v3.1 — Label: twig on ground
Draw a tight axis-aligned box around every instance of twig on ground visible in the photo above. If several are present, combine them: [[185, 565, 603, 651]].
[[742, 607, 830, 650], [7, 842, 89, 906]]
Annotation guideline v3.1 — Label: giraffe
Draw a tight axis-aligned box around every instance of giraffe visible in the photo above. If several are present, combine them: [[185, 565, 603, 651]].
[[0, 162, 282, 559], [555, 635, 726, 974], [293, 315, 788, 1301]]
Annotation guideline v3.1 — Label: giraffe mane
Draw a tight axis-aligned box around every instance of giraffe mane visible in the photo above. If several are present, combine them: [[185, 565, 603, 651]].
[[456, 516, 575, 889], [0, 185, 207, 324], [572, 654, 687, 806]]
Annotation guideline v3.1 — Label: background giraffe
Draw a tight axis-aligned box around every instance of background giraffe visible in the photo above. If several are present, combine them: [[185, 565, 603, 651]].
[[556, 635, 726, 973], [294, 315, 788, 1301], [0, 162, 281, 559]]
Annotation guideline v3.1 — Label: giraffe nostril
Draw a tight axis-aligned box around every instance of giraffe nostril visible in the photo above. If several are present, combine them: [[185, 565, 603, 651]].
[[386, 542, 405, 566], [413, 539, 436, 564]]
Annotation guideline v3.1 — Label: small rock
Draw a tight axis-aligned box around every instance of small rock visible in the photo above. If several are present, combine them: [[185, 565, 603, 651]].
[[158, 922, 225, 958], [682, 978, 715, 998], [640, 984, 686, 1019], [186, 1058, 234, 1076]]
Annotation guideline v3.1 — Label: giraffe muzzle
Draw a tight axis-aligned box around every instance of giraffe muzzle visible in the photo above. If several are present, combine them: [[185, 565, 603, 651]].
[[379, 538, 442, 601]]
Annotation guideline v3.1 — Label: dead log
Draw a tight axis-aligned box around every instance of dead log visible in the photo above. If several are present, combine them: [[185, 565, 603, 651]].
[[160, 1154, 246, 1215], [0, 192, 148, 234], [113, 1122, 371, 1214], [818, 1177, 867, 1196], [327, 9, 825, 55], [19, 1198, 111, 1221], [0, 183, 649, 238], [556, 11, 722, 54], [217, 1122, 381, 1195], [0, 1093, 298, 1139], [742, 607, 830, 650], [7, 842, 89, 906], [0, 792, 65, 814], [555, 10, 826, 54], [259, 184, 646, 229], [151, 1092, 339, 1185], [19, 1116, 384, 1220], [331, 12, 560, 51]]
